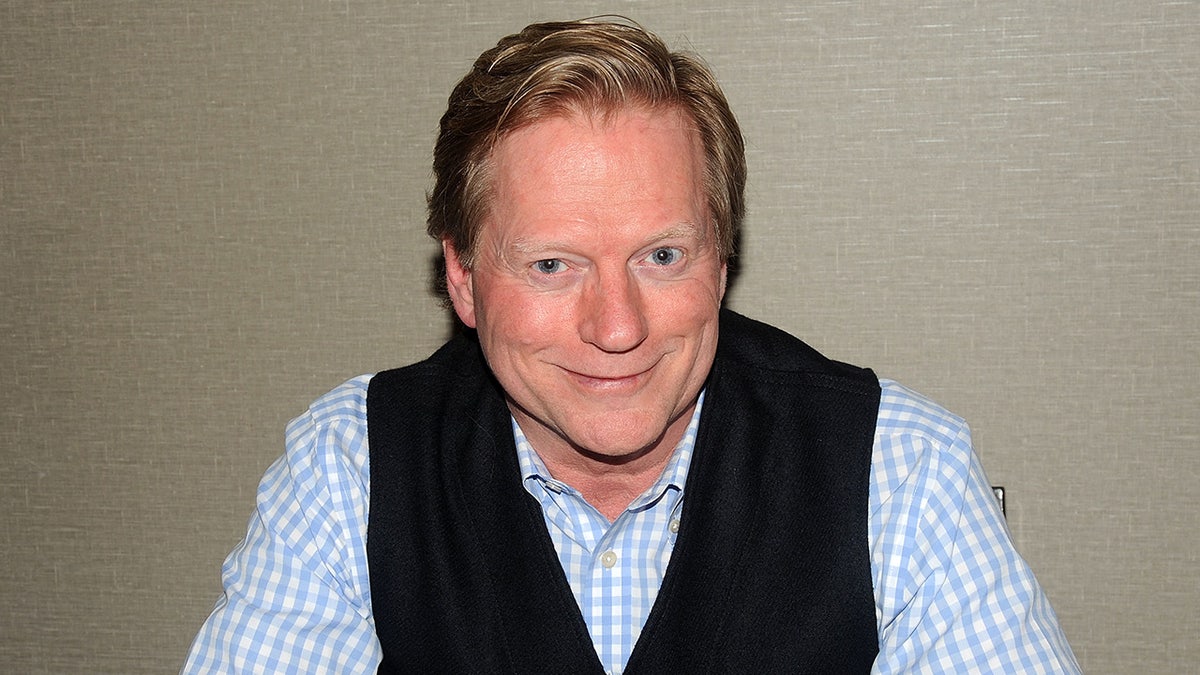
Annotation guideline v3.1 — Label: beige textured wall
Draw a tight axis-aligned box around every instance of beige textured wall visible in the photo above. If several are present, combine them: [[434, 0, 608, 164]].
[[2, 1, 1196, 672]]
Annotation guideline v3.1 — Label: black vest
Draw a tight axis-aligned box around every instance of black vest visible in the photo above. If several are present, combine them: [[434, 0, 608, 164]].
[[366, 310, 880, 673]]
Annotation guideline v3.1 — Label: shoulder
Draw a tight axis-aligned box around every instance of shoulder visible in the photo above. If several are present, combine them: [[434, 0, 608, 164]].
[[183, 376, 385, 672], [875, 379, 968, 445], [285, 375, 374, 453], [285, 335, 482, 461], [716, 309, 877, 391], [258, 375, 378, 600], [871, 379, 974, 512], [368, 332, 490, 408], [868, 380, 1081, 671], [291, 375, 373, 429], [276, 375, 375, 503]]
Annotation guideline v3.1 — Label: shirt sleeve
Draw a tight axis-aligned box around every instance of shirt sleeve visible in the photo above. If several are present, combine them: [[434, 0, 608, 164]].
[[870, 380, 1080, 674], [181, 376, 382, 674]]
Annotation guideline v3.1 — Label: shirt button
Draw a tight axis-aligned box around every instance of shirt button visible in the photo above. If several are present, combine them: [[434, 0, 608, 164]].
[[669, 518, 681, 533], [600, 550, 618, 568]]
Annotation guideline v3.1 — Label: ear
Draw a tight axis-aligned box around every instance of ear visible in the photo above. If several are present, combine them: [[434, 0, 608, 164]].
[[443, 239, 478, 328], [718, 261, 728, 302]]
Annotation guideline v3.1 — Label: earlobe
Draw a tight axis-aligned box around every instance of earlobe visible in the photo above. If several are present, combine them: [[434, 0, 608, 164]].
[[442, 240, 478, 328]]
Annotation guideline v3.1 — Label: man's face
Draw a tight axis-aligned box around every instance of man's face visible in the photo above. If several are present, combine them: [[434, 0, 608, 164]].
[[444, 107, 727, 466]]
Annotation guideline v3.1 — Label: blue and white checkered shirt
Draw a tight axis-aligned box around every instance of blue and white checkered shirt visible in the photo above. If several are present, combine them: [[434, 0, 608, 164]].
[[182, 376, 1079, 674]]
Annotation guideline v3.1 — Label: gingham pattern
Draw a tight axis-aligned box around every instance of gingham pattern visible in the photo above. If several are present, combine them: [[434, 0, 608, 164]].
[[870, 381, 1080, 674], [182, 376, 380, 674], [513, 392, 699, 674], [182, 377, 1080, 674]]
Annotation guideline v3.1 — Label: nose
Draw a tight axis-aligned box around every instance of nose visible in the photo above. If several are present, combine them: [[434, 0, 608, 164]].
[[579, 267, 649, 353]]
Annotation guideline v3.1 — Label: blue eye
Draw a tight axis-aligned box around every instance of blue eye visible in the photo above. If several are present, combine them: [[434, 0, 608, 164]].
[[647, 247, 683, 266], [533, 259, 565, 274]]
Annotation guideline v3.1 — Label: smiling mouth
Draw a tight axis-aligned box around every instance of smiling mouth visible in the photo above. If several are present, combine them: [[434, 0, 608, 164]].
[[562, 364, 655, 391]]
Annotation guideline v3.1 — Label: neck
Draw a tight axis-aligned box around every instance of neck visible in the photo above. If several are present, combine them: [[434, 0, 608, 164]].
[[524, 419, 691, 522], [544, 453, 672, 522], [512, 399, 698, 521]]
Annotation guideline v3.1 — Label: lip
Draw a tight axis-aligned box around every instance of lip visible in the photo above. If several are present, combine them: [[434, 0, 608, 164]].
[[561, 364, 655, 392]]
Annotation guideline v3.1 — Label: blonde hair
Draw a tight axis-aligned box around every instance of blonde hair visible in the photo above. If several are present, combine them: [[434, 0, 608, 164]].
[[427, 19, 745, 296]]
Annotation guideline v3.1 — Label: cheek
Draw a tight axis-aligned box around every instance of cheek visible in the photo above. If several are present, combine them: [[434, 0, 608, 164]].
[[655, 281, 723, 325], [476, 285, 571, 348]]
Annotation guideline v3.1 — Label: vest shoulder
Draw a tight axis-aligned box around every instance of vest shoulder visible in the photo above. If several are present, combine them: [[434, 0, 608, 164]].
[[717, 309, 877, 390], [367, 331, 502, 430], [370, 331, 486, 390]]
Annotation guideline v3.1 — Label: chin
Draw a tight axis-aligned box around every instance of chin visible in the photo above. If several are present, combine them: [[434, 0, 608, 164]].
[[571, 437, 663, 463], [566, 410, 678, 459]]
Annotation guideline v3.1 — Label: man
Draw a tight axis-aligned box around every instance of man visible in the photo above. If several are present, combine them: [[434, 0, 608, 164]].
[[184, 19, 1080, 673]]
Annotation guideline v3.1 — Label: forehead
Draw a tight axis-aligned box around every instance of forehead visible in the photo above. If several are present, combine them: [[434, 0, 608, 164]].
[[496, 103, 700, 156], [484, 107, 707, 226]]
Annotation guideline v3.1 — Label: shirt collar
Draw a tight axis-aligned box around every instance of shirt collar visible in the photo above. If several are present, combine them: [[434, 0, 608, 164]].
[[514, 389, 705, 509]]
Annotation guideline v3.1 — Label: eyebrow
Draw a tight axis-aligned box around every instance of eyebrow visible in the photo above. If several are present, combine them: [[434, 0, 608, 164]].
[[508, 222, 710, 257]]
